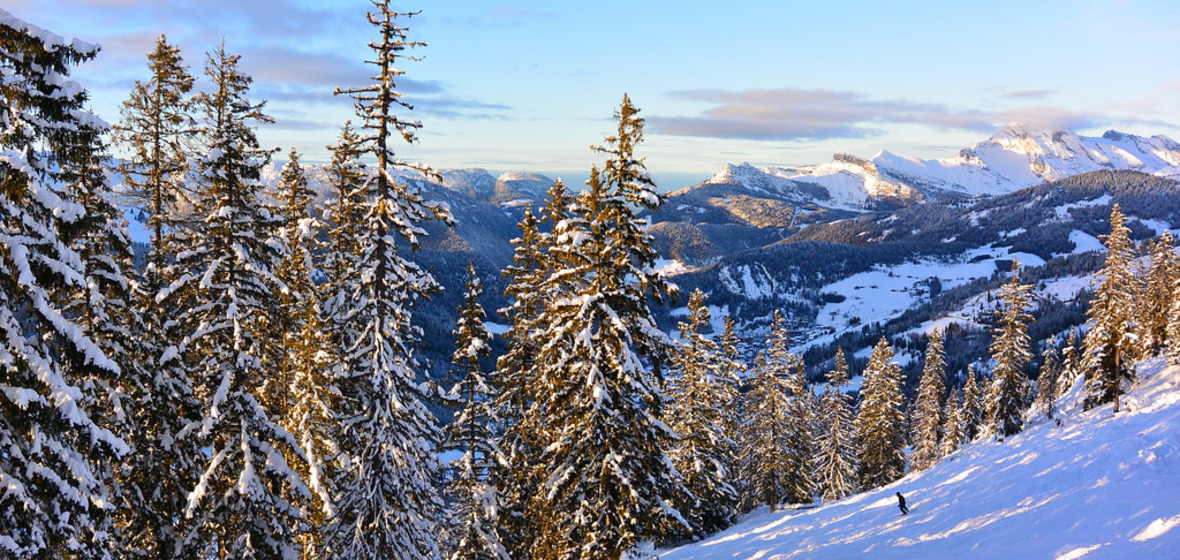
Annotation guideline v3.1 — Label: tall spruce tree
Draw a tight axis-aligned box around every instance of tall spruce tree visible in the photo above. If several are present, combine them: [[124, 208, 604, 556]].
[[0, 12, 130, 558], [961, 365, 984, 441], [442, 266, 509, 560], [815, 348, 859, 501], [524, 97, 689, 559], [1036, 336, 1062, 421], [988, 260, 1034, 439], [167, 43, 309, 559], [318, 122, 367, 332], [111, 34, 195, 270], [272, 149, 339, 559], [1139, 231, 1176, 357], [1169, 285, 1180, 365], [740, 311, 811, 510], [940, 389, 966, 456], [107, 35, 204, 560], [1083, 204, 1139, 412], [492, 204, 547, 559], [1060, 329, 1081, 395], [739, 350, 792, 513], [50, 73, 183, 560], [324, 4, 453, 559], [911, 329, 947, 470], [854, 337, 906, 489], [666, 289, 740, 536]]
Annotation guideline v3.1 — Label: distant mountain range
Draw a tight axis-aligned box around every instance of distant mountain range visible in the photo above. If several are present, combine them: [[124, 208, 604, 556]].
[[648, 126, 1180, 265], [137, 125, 1180, 384]]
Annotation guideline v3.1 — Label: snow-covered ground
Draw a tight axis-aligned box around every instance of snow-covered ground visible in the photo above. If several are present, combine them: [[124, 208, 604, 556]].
[[802, 245, 1047, 351], [657, 359, 1180, 559]]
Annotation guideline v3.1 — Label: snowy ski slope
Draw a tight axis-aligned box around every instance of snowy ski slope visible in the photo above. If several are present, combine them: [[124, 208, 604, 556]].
[[657, 359, 1180, 559]]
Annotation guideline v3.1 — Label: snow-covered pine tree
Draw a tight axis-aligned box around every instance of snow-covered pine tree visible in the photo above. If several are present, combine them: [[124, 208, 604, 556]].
[[1138, 231, 1175, 357], [740, 310, 812, 510], [910, 329, 947, 471], [987, 260, 1034, 439], [854, 337, 906, 490], [442, 265, 509, 560], [815, 348, 859, 501], [667, 289, 740, 536], [270, 149, 339, 559], [779, 329, 815, 506], [0, 11, 130, 557], [492, 204, 545, 558], [318, 122, 367, 329], [111, 34, 195, 270], [104, 36, 207, 559], [940, 389, 965, 457], [1059, 329, 1080, 394], [49, 75, 186, 560], [524, 97, 690, 558], [1169, 286, 1180, 365], [165, 43, 309, 559], [493, 180, 573, 558], [961, 364, 984, 441], [324, 4, 453, 559], [739, 349, 792, 513], [1036, 335, 1061, 420], [1082, 204, 1139, 412]]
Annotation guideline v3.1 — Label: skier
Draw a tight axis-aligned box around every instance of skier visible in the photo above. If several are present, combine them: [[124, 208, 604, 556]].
[[896, 492, 909, 515]]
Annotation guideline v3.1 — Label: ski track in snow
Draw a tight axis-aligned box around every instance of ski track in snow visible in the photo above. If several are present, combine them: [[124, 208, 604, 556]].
[[657, 359, 1180, 560]]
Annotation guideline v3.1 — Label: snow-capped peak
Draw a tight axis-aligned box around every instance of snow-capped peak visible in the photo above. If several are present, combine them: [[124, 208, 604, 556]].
[[697, 125, 1180, 210]]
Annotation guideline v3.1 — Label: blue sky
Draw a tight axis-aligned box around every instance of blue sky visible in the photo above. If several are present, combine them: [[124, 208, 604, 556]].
[[11, 0, 1180, 188]]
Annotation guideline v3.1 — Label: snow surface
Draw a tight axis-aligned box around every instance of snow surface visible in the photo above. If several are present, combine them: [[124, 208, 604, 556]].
[[657, 359, 1180, 559], [804, 245, 1044, 351]]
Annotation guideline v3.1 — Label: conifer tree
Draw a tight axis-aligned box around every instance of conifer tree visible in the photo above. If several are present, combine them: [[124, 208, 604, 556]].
[[1083, 204, 1139, 412], [988, 260, 1034, 438], [524, 97, 689, 558], [1139, 231, 1176, 357], [739, 350, 793, 513], [111, 34, 195, 270], [105, 36, 205, 560], [667, 289, 740, 536], [940, 390, 966, 456], [911, 329, 947, 470], [1036, 336, 1062, 420], [271, 149, 339, 559], [165, 43, 309, 559], [492, 204, 546, 558], [325, 4, 453, 558], [740, 311, 812, 510], [318, 122, 367, 329], [1169, 287, 1180, 365], [815, 348, 859, 501], [49, 73, 200, 560], [854, 337, 906, 489], [1, 12, 129, 557], [961, 365, 984, 441], [1059, 329, 1081, 395], [442, 265, 509, 560]]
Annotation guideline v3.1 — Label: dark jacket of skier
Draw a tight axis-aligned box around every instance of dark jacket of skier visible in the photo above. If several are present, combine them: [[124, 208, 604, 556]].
[[896, 492, 909, 515]]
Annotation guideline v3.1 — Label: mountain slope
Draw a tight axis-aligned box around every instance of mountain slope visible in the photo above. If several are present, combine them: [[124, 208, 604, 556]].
[[657, 359, 1180, 559]]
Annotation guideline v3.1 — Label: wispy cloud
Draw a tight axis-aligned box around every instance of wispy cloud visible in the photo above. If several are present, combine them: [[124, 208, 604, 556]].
[[648, 88, 998, 141], [644, 87, 1164, 141], [1001, 89, 1058, 99]]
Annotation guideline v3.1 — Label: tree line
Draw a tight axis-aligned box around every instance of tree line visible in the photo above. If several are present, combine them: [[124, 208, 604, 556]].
[[3, 3, 1178, 560]]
